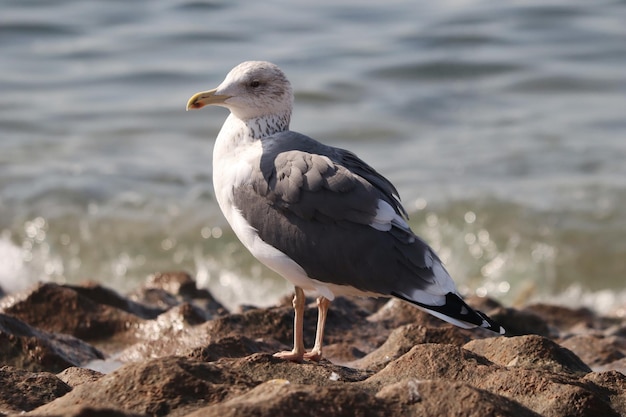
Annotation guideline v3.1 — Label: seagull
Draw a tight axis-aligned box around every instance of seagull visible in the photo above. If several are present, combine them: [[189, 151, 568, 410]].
[[186, 61, 505, 361]]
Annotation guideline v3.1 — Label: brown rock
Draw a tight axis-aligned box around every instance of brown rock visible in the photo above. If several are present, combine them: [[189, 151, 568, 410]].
[[5, 275, 626, 417], [474, 368, 620, 417], [582, 371, 626, 416], [137, 271, 227, 317], [186, 335, 283, 362], [68, 282, 164, 319], [367, 298, 494, 340], [129, 287, 181, 311], [121, 295, 386, 365], [25, 406, 146, 417], [352, 324, 470, 371], [320, 342, 367, 364], [56, 367, 104, 387], [205, 305, 317, 348], [464, 334, 592, 375], [464, 295, 505, 312], [364, 343, 619, 417], [314, 297, 389, 356], [145, 272, 206, 298], [375, 379, 541, 417], [222, 353, 372, 385], [524, 303, 597, 332], [0, 313, 104, 373], [30, 356, 256, 417], [559, 334, 625, 368], [367, 298, 455, 329], [1, 283, 143, 342], [364, 344, 497, 390], [488, 307, 552, 337], [206, 301, 386, 363], [594, 357, 626, 374], [184, 380, 385, 417], [205, 306, 324, 346], [117, 304, 219, 362], [0, 366, 71, 414]]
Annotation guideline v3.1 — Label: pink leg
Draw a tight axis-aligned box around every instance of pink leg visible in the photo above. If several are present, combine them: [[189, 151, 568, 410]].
[[273, 287, 306, 361], [303, 296, 331, 361]]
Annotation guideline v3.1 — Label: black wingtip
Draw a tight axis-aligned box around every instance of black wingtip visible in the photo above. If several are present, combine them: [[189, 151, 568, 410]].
[[475, 309, 507, 335], [392, 291, 506, 335]]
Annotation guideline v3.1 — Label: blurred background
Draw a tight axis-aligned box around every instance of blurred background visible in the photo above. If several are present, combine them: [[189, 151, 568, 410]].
[[1, 0, 625, 312]]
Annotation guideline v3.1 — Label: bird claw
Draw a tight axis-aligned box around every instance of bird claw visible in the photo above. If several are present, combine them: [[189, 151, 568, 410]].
[[273, 350, 305, 362], [273, 349, 323, 362], [303, 349, 323, 362]]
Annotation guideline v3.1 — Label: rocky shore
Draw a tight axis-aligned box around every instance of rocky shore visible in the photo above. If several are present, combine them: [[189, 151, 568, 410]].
[[1, 272, 625, 417]]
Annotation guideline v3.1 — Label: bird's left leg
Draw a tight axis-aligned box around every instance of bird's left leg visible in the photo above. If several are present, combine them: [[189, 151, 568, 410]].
[[303, 296, 331, 361]]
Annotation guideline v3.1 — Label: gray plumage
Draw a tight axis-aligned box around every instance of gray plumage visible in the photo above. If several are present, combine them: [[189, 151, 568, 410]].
[[233, 131, 439, 296]]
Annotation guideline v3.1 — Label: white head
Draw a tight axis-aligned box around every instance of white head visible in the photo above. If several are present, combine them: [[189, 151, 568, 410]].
[[187, 61, 294, 122]]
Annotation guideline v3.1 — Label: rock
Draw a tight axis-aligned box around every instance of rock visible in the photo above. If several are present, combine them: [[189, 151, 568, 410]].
[[1, 283, 144, 343], [367, 298, 456, 329], [524, 303, 597, 333], [184, 380, 385, 417], [364, 344, 497, 389], [129, 287, 181, 311], [320, 342, 367, 364], [474, 368, 621, 417], [352, 324, 470, 371], [314, 296, 389, 356], [186, 335, 283, 362], [365, 343, 619, 417], [30, 356, 257, 417], [135, 271, 227, 317], [4, 275, 626, 417], [145, 272, 208, 299], [206, 300, 386, 363], [205, 305, 313, 349], [558, 334, 625, 368], [68, 282, 164, 319], [375, 379, 541, 417], [488, 307, 552, 337], [26, 406, 147, 416], [464, 334, 592, 375], [370, 297, 495, 325], [117, 304, 223, 362], [581, 371, 626, 416], [366, 298, 493, 340], [463, 295, 505, 312], [594, 357, 626, 374], [56, 367, 104, 387], [0, 313, 104, 373], [0, 366, 71, 414], [221, 353, 372, 385]]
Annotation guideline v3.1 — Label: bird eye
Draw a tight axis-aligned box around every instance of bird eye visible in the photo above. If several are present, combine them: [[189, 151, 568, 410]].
[[250, 80, 260, 88]]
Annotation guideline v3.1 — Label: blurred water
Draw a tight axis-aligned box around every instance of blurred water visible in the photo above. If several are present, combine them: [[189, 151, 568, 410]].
[[1, 0, 625, 312]]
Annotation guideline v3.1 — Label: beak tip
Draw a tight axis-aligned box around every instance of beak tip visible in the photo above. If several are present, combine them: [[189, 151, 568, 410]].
[[186, 99, 202, 111], [186, 88, 225, 111], [187, 102, 204, 111]]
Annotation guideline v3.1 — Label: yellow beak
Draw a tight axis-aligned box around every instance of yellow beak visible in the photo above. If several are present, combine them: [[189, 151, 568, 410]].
[[186, 88, 231, 110]]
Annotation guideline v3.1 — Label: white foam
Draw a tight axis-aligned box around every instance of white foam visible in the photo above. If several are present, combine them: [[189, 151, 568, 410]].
[[533, 284, 626, 317], [0, 235, 35, 293]]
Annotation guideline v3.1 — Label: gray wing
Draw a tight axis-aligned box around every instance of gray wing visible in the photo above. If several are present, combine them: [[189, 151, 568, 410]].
[[233, 131, 440, 295], [334, 148, 409, 219], [257, 131, 405, 223]]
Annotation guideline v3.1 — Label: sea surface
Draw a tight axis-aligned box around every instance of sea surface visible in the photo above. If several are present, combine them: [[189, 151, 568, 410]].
[[1, 0, 625, 312]]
